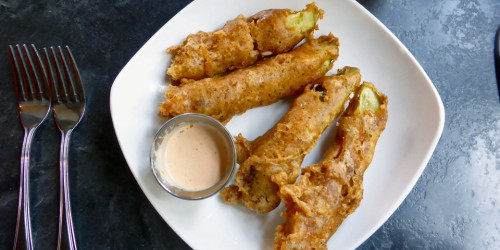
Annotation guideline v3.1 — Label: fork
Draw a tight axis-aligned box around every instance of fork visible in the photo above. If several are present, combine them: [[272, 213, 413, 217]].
[[9, 44, 51, 250], [43, 46, 86, 250]]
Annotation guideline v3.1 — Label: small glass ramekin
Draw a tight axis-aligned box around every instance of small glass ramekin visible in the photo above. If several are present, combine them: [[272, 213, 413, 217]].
[[150, 113, 236, 200]]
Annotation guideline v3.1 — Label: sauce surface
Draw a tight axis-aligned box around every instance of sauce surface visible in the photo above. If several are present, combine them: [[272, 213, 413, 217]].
[[157, 122, 228, 191]]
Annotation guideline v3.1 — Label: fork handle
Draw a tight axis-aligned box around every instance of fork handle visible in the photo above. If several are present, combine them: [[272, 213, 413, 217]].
[[14, 128, 35, 250], [57, 131, 77, 250]]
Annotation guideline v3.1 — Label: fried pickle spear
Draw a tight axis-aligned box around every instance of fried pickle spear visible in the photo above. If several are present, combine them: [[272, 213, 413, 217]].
[[274, 83, 388, 250], [160, 34, 339, 123], [166, 3, 323, 83], [248, 3, 322, 55], [220, 67, 361, 214]]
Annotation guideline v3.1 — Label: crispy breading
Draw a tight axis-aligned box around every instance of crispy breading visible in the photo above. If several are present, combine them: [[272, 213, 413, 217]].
[[159, 34, 339, 123], [248, 3, 323, 55], [166, 15, 257, 83], [166, 3, 323, 82], [274, 82, 388, 250], [220, 67, 361, 214]]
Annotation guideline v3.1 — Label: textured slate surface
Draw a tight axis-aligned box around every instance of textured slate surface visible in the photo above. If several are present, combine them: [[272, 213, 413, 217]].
[[0, 0, 498, 249]]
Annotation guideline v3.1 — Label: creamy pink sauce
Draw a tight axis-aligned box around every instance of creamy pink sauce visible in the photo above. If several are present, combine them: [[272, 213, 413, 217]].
[[157, 123, 227, 191]]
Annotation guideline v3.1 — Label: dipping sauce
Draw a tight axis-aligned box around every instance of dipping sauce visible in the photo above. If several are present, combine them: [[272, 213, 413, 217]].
[[156, 122, 229, 191]]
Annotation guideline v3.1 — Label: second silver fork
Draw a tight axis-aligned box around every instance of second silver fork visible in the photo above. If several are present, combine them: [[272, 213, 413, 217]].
[[9, 44, 51, 250], [43, 46, 86, 250]]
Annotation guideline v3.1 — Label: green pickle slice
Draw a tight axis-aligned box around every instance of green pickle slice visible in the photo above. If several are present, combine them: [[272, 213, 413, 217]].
[[356, 85, 381, 113], [286, 8, 319, 33]]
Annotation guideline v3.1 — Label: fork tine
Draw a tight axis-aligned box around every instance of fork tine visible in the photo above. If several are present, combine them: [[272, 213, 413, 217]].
[[48, 47, 70, 103], [64, 46, 84, 101], [28, 44, 50, 101], [23, 44, 42, 100], [8, 45, 27, 102], [17, 45, 36, 100], [43, 48, 61, 104], [57, 46, 79, 102]]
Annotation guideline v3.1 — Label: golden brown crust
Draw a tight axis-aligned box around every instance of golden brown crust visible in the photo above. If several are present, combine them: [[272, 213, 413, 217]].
[[235, 133, 252, 164], [274, 82, 388, 250], [248, 9, 295, 55], [166, 3, 323, 82], [166, 15, 257, 82], [159, 34, 339, 122], [220, 67, 361, 214], [248, 3, 322, 55]]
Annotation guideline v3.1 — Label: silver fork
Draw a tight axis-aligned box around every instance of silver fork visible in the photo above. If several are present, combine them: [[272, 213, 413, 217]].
[[43, 46, 85, 250], [9, 44, 51, 250]]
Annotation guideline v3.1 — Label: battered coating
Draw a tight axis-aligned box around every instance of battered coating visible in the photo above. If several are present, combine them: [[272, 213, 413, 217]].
[[248, 3, 323, 55], [166, 3, 323, 83], [159, 34, 339, 123], [166, 15, 257, 83], [220, 67, 361, 214], [274, 83, 388, 250]]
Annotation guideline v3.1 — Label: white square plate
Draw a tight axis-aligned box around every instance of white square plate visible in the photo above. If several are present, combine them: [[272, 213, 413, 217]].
[[110, 0, 445, 249]]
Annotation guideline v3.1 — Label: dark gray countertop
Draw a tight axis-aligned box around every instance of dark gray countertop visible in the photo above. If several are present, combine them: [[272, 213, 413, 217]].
[[0, 0, 499, 249]]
